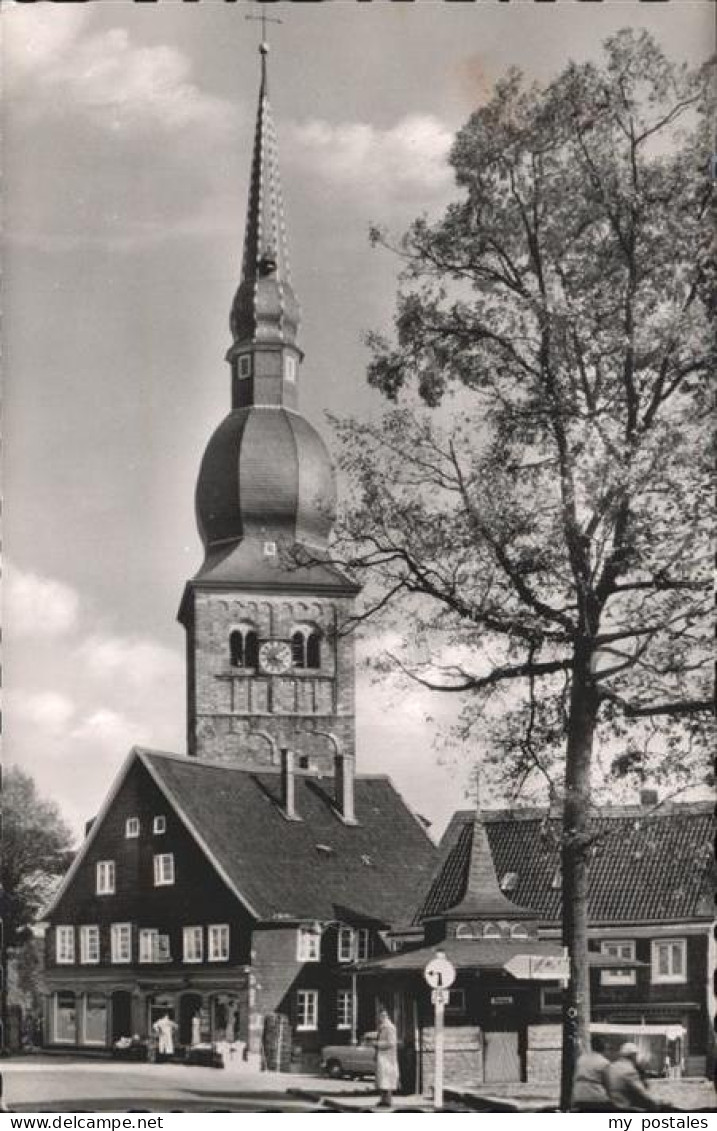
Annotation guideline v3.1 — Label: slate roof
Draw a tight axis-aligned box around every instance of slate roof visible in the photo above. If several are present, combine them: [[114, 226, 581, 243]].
[[139, 749, 437, 925], [416, 803, 715, 926]]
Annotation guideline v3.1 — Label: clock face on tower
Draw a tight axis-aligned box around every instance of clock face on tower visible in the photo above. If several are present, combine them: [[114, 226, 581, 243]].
[[258, 639, 293, 675]]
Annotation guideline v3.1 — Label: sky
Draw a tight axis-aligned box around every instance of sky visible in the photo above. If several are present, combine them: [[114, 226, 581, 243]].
[[2, 0, 712, 841]]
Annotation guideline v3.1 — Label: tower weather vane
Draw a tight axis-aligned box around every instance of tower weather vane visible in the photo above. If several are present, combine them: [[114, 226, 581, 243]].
[[245, 3, 283, 49]]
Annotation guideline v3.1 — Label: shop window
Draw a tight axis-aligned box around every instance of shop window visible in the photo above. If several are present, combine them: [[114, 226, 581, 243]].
[[56, 926, 75, 965], [54, 991, 77, 1044], [208, 924, 230, 962], [601, 940, 637, 986], [80, 925, 100, 965], [337, 927, 354, 963], [651, 939, 686, 984], [83, 993, 107, 1046], [297, 926, 321, 962], [183, 926, 203, 964], [296, 989, 318, 1031], [153, 853, 175, 886], [110, 923, 131, 964], [96, 860, 115, 895], [336, 989, 353, 1030]]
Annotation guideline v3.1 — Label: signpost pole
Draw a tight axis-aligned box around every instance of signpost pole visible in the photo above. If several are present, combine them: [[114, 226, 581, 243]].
[[434, 993, 445, 1112]]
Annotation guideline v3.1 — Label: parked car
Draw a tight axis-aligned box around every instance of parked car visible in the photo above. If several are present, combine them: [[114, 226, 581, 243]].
[[320, 1032, 377, 1079]]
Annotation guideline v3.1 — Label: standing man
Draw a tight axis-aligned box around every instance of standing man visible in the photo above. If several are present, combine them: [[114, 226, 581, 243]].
[[375, 1008, 400, 1108], [152, 1012, 177, 1060]]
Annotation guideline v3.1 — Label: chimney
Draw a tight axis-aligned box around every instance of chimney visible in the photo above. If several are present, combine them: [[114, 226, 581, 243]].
[[640, 787, 659, 808], [280, 748, 300, 821], [335, 753, 357, 825]]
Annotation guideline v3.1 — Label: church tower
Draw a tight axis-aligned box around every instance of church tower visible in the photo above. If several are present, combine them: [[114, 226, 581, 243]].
[[178, 44, 359, 781]]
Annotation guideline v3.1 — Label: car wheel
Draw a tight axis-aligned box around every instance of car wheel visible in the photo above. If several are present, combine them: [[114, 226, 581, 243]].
[[326, 1059, 343, 1079]]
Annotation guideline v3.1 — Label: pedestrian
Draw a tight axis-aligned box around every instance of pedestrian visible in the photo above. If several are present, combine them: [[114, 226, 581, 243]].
[[572, 1035, 613, 1112], [605, 1042, 658, 1112], [152, 1012, 177, 1059], [375, 1008, 400, 1108], [191, 1012, 202, 1047]]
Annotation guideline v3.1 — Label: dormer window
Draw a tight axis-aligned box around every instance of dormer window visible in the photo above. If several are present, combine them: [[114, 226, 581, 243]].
[[291, 625, 321, 670], [230, 624, 259, 669], [500, 872, 518, 894]]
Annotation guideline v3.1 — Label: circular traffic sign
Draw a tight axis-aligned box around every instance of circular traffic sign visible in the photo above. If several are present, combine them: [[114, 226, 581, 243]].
[[423, 952, 456, 990]]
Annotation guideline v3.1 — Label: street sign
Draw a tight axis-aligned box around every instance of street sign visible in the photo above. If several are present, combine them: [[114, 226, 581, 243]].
[[504, 954, 570, 981], [431, 989, 449, 1006], [424, 953, 456, 990]]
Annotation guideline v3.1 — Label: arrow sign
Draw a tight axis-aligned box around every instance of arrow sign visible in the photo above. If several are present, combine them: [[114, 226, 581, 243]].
[[504, 954, 570, 981]]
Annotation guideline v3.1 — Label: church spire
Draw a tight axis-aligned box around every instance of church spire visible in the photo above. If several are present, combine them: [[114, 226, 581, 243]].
[[228, 43, 301, 410]]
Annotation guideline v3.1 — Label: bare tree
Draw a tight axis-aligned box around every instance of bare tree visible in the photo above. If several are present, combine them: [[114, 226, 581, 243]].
[[328, 31, 714, 1106]]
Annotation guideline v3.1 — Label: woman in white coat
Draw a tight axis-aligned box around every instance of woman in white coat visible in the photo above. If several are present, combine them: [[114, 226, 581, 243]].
[[375, 1009, 400, 1108]]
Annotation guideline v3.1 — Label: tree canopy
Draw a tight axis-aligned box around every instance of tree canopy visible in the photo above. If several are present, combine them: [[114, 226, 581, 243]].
[[329, 30, 714, 1104]]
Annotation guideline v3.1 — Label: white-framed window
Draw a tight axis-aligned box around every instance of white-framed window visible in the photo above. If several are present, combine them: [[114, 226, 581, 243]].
[[208, 924, 230, 962], [96, 860, 115, 895], [139, 929, 158, 964], [285, 355, 297, 383], [110, 923, 131, 964], [337, 926, 354, 963], [356, 928, 370, 961], [238, 354, 252, 379], [601, 940, 637, 986], [455, 922, 476, 940], [183, 926, 203, 964], [482, 922, 500, 939], [336, 989, 353, 1030], [296, 989, 318, 1031], [153, 815, 166, 835], [651, 938, 687, 984], [153, 853, 175, 886], [297, 925, 321, 962], [79, 925, 100, 965], [125, 817, 140, 839], [56, 925, 75, 965]]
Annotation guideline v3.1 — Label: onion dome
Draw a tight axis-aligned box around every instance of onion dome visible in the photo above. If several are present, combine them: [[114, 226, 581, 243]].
[[196, 407, 336, 553]]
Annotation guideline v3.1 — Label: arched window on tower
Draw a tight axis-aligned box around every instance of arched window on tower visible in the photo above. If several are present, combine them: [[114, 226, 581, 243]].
[[291, 625, 322, 670], [230, 625, 258, 669]]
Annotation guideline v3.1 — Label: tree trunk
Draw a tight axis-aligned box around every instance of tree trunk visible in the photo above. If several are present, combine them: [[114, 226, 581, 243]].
[[559, 650, 599, 1111]]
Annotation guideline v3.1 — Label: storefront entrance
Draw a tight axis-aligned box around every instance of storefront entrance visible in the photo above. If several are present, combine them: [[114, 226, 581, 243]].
[[111, 991, 132, 1043]]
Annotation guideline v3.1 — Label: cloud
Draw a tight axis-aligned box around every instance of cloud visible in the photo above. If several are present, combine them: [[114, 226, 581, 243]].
[[71, 708, 146, 747], [5, 567, 80, 638], [8, 691, 76, 736], [5, 8, 232, 137], [77, 634, 183, 690], [285, 114, 454, 210]]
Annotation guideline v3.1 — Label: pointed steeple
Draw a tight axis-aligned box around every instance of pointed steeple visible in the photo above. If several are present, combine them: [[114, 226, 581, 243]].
[[228, 43, 301, 410], [441, 813, 535, 921]]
